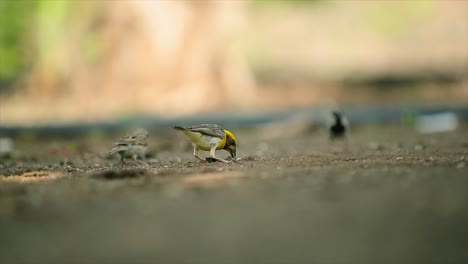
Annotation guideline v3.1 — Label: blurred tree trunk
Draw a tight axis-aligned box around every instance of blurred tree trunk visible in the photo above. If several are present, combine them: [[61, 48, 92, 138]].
[[20, 0, 255, 122]]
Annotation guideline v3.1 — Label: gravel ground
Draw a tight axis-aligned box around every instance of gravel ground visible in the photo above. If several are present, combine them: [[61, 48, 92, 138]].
[[1, 123, 467, 264]]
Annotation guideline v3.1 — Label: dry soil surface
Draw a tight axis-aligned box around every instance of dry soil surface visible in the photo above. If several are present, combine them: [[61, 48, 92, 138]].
[[1, 124, 467, 264]]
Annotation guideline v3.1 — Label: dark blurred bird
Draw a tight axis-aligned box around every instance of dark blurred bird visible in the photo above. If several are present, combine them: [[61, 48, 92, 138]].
[[107, 128, 148, 163], [329, 111, 349, 141], [172, 124, 237, 163]]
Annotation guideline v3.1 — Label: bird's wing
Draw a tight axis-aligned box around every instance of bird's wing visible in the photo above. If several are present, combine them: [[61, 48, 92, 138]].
[[185, 124, 225, 139], [114, 135, 138, 146], [107, 145, 129, 155]]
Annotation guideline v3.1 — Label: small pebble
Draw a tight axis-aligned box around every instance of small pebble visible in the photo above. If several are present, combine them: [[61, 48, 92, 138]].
[[414, 144, 424, 151], [396, 157, 404, 160], [368, 142, 382, 150]]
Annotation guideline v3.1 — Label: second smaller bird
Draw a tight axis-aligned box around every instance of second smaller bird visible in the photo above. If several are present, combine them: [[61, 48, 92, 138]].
[[107, 128, 148, 163], [172, 124, 237, 163]]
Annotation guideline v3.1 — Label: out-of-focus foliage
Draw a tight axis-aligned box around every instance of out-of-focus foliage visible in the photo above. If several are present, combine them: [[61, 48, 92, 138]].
[[36, 0, 68, 72], [0, 0, 37, 90], [0, 0, 466, 125], [368, 0, 435, 37], [0, 0, 102, 93]]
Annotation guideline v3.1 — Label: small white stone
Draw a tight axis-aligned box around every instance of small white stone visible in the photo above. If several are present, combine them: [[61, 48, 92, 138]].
[[414, 145, 424, 151]]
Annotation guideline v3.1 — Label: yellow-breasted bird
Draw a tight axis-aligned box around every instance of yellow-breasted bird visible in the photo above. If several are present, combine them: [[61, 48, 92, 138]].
[[172, 124, 237, 163], [107, 128, 148, 163]]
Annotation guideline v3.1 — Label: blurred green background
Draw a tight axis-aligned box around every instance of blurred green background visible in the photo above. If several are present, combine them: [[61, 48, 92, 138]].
[[0, 0, 467, 125]]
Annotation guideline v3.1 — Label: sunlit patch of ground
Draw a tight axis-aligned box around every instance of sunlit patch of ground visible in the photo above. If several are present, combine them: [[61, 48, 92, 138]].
[[0, 171, 65, 183]]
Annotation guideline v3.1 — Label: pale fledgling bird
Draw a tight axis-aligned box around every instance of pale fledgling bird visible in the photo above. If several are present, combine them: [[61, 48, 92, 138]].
[[107, 128, 148, 163], [172, 124, 237, 163]]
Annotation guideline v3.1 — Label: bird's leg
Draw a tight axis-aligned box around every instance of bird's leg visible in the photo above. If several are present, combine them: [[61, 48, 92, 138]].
[[343, 133, 351, 151], [327, 135, 335, 151], [209, 146, 230, 163], [120, 154, 127, 165], [193, 146, 205, 162], [132, 154, 144, 165]]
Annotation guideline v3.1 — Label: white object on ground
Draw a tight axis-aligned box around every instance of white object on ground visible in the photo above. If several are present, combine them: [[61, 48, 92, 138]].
[[416, 112, 458, 134], [0, 138, 14, 154]]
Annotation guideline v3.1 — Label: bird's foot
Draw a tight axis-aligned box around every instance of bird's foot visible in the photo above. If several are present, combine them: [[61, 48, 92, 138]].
[[195, 156, 206, 163], [208, 157, 232, 163], [133, 159, 145, 166], [205, 157, 218, 163]]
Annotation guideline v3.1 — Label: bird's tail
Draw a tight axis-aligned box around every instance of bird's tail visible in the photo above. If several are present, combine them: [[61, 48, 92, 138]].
[[107, 146, 123, 156], [172, 125, 187, 131]]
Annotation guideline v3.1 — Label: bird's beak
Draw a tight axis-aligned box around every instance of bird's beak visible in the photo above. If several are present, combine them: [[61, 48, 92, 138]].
[[229, 147, 236, 158]]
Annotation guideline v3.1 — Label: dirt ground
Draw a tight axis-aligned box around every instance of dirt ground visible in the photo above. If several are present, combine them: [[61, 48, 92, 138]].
[[1, 123, 467, 264]]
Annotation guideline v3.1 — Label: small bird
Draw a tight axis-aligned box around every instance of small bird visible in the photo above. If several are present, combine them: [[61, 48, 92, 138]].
[[172, 124, 237, 163], [329, 111, 349, 141], [107, 128, 148, 163]]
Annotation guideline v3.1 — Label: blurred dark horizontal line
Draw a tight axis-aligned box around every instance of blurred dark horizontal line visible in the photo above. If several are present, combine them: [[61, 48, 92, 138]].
[[253, 64, 468, 87], [342, 72, 467, 88], [1, 104, 467, 136]]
